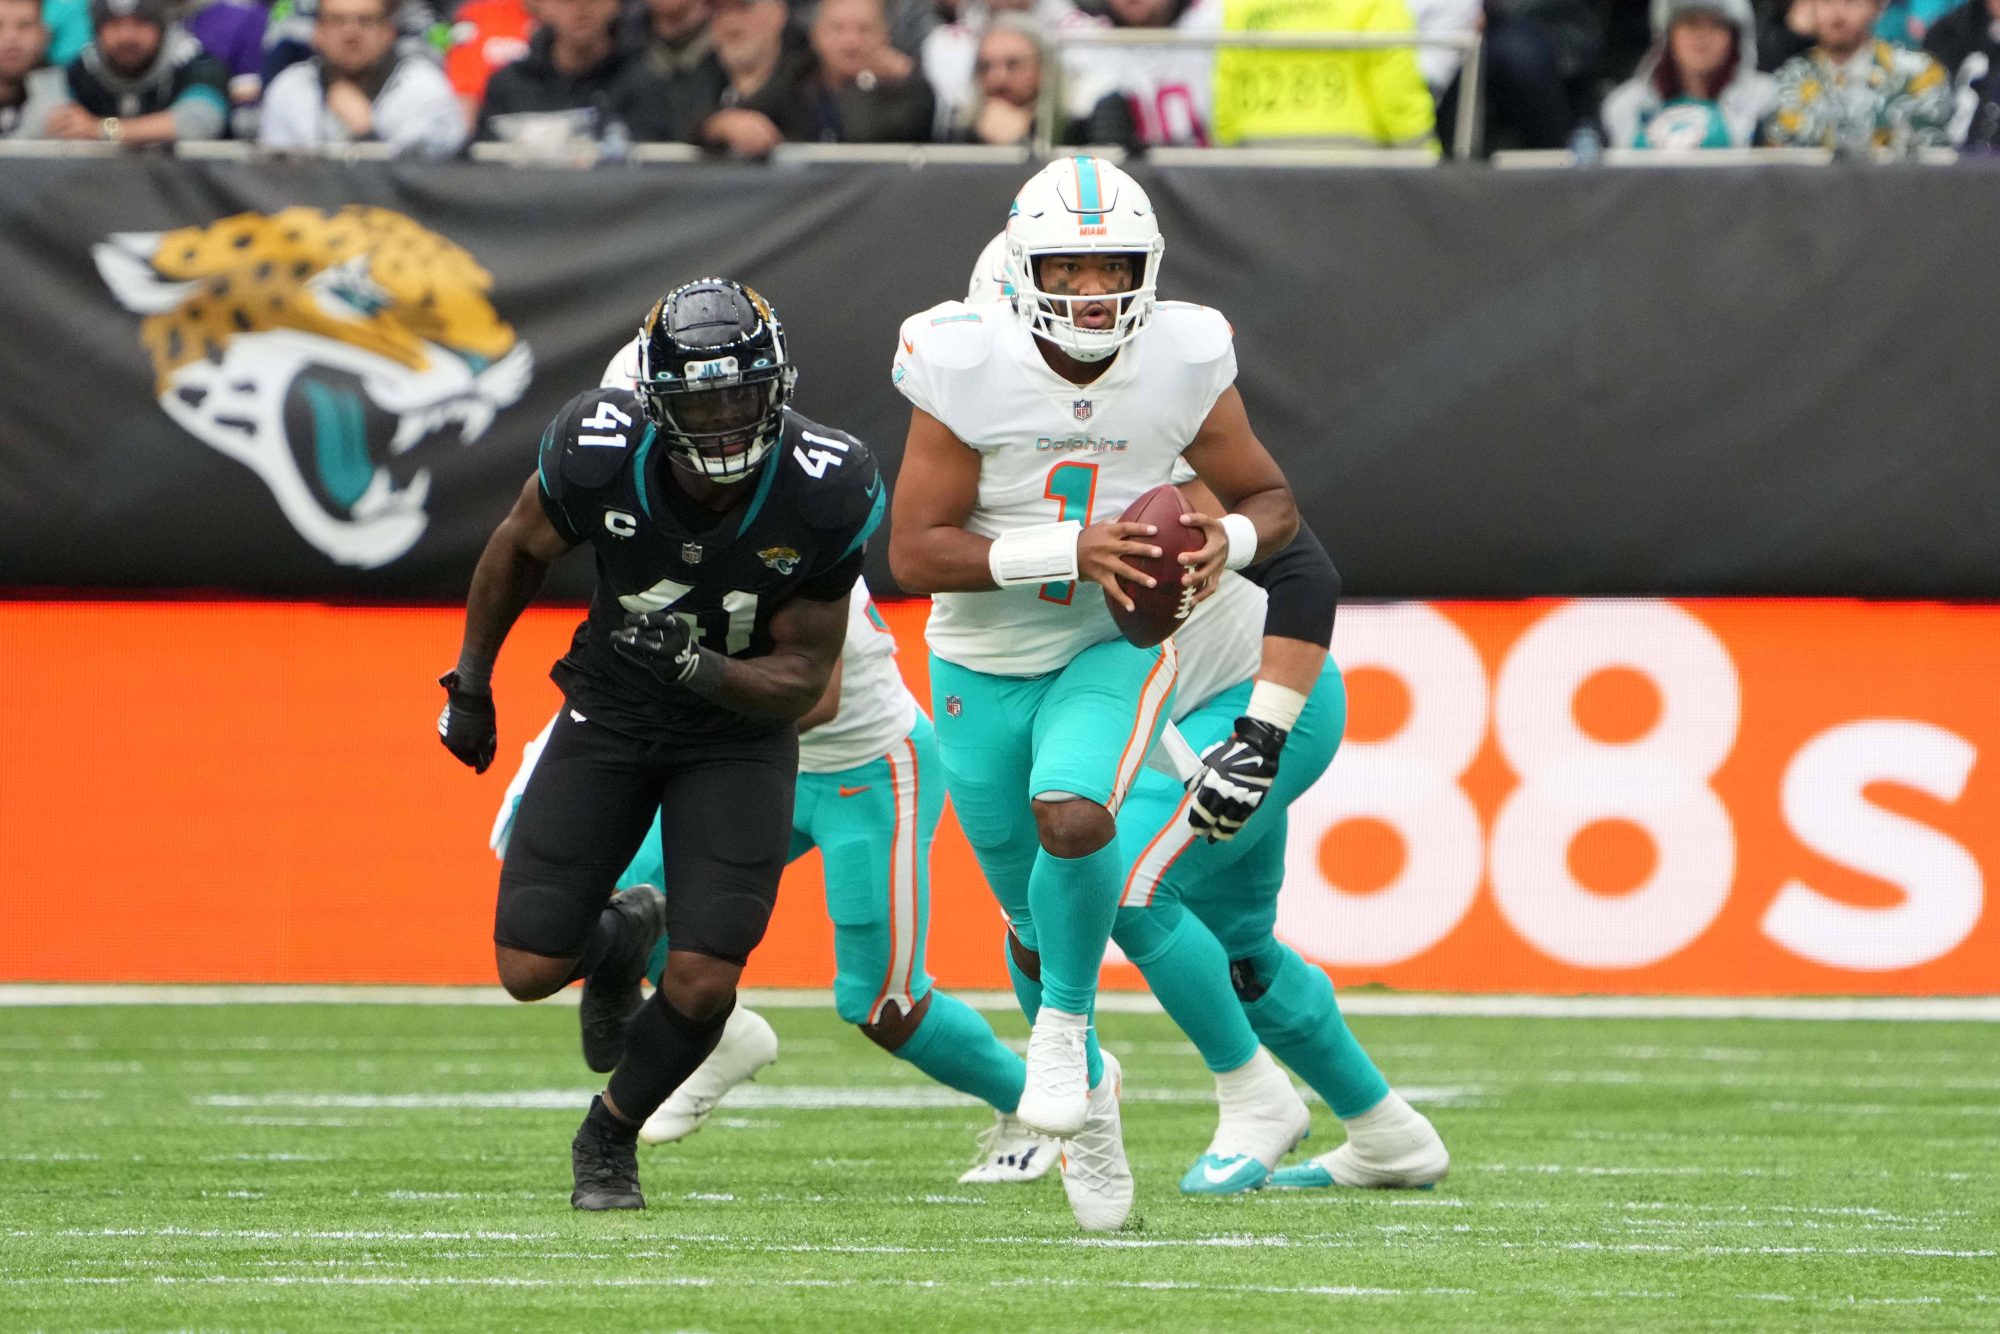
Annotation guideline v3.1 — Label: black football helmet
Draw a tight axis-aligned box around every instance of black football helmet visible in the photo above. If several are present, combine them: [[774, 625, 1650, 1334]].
[[636, 278, 797, 484]]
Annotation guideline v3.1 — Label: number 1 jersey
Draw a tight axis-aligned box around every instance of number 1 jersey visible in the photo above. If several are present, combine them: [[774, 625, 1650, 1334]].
[[536, 387, 884, 742], [891, 299, 1237, 677]]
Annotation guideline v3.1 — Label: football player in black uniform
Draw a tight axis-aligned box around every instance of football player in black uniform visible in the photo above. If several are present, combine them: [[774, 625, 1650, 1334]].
[[436, 279, 883, 1210]]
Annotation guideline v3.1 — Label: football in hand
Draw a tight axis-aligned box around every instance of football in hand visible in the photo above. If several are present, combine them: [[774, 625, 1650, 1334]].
[[1106, 483, 1204, 648]]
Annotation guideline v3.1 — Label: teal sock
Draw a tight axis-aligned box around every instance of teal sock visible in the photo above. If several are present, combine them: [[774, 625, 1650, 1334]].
[[893, 990, 1026, 1114], [1027, 839, 1123, 1016], [1116, 904, 1260, 1075], [1005, 935, 1104, 1088], [1241, 946, 1389, 1119]]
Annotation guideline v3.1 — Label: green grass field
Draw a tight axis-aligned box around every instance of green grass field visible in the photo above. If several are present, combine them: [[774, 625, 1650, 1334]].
[[3, 998, 1996, 1332]]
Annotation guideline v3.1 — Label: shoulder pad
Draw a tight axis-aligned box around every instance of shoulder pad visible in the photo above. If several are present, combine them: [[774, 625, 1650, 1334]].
[[898, 301, 997, 372], [1148, 302, 1234, 367], [538, 388, 643, 499], [783, 414, 883, 540]]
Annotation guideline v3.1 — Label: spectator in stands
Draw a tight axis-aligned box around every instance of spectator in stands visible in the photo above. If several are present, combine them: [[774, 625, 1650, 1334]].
[[180, 0, 266, 105], [263, 3, 444, 92], [1602, 0, 1775, 146], [1765, 0, 1953, 149], [1448, 0, 1603, 149], [628, 0, 726, 139], [808, 0, 933, 139], [476, 0, 660, 142], [40, 0, 228, 142], [951, 12, 1132, 142], [923, 0, 1110, 140], [1211, 0, 1436, 148], [1878, 0, 1955, 45], [445, 0, 534, 124], [259, 0, 465, 154], [1101, 0, 1217, 146], [1924, 0, 2000, 147], [1757, 0, 1815, 71], [1406, 0, 1480, 106], [699, 0, 817, 153], [2, 0, 65, 135], [42, 0, 88, 65]]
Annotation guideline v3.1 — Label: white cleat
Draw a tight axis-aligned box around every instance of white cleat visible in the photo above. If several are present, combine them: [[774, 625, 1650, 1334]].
[[1060, 1050, 1135, 1232], [1016, 1008, 1091, 1138], [1179, 1049, 1312, 1196], [1268, 1091, 1449, 1190], [638, 1005, 779, 1145], [958, 1111, 1059, 1184]]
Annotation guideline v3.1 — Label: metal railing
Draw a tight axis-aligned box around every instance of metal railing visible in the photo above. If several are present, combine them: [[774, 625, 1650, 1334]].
[[1035, 27, 1483, 162]]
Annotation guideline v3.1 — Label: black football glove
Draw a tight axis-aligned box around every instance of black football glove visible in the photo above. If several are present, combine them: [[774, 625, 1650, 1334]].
[[611, 609, 703, 685], [436, 671, 497, 774], [1187, 717, 1286, 843]]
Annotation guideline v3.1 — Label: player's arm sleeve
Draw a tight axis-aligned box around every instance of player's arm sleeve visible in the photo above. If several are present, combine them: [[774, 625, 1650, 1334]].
[[1241, 520, 1339, 648], [798, 441, 885, 601]]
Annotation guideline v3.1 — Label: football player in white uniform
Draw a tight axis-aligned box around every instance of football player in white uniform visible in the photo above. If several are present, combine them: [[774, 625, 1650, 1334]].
[[889, 156, 1300, 1229], [965, 238, 1448, 1196]]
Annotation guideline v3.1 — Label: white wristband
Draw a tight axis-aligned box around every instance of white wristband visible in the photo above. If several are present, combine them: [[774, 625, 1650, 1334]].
[[1220, 513, 1258, 571], [989, 520, 1081, 587], [1245, 680, 1308, 733]]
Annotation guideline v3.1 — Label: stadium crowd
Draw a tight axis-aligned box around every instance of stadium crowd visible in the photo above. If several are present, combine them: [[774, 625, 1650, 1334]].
[[2, 0, 1996, 154]]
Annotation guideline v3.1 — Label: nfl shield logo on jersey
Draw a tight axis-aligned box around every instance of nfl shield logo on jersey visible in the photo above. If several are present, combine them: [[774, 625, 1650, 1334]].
[[682, 542, 704, 565], [1072, 399, 1093, 422], [946, 695, 962, 717]]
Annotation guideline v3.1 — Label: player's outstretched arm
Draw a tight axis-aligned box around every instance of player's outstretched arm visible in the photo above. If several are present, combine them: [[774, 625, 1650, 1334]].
[[1176, 387, 1301, 597], [438, 475, 576, 772], [889, 408, 1162, 609]]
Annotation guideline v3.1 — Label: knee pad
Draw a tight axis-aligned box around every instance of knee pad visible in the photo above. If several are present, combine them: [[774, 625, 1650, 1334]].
[[492, 867, 604, 959]]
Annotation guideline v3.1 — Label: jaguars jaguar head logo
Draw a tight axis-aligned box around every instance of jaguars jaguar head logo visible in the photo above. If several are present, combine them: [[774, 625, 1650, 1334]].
[[93, 207, 534, 568]]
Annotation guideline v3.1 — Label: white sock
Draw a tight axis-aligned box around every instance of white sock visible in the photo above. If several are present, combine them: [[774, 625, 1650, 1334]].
[[1341, 1090, 1414, 1139], [1214, 1048, 1280, 1103]]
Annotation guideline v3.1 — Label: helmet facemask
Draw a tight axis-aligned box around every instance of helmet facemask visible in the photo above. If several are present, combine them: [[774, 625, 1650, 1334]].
[[640, 367, 794, 485], [1009, 240, 1164, 363]]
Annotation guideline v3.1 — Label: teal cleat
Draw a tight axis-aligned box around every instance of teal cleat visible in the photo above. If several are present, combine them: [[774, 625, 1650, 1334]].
[[1266, 1159, 1339, 1190], [1179, 1152, 1271, 1196]]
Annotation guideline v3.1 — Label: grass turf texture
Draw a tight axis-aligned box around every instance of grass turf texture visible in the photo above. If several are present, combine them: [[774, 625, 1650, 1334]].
[[3, 1003, 1995, 1332]]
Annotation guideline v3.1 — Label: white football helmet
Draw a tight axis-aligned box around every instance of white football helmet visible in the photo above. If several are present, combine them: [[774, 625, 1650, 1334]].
[[966, 230, 1017, 305], [1004, 156, 1164, 363]]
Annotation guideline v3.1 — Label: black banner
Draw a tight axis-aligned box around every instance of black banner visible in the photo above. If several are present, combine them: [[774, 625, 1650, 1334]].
[[2, 156, 1996, 600]]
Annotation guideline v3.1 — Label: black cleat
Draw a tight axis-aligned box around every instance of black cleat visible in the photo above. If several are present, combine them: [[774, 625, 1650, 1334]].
[[570, 1102, 645, 1211], [580, 885, 668, 1074]]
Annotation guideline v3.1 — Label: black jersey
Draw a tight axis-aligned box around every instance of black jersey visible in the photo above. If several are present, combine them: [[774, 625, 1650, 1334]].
[[536, 388, 883, 742]]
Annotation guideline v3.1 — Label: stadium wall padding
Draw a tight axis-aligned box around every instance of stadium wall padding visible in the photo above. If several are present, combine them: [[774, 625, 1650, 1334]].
[[2, 157, 1999, 598], [1, 597, 1994, 993]]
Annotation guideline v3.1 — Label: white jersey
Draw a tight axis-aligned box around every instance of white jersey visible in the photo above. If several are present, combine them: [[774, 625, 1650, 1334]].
[[599, 338, 917, 774], [894, 299, 1238, 676], [803, 579, 920, 773], [1167, 571, 1266, 721]]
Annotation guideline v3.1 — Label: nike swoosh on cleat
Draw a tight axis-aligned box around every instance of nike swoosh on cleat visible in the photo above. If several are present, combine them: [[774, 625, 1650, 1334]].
[[838, 785, 872, 798], [901, 337, 914, 354], [569, 709, 587, 723], [1202, 1158, 1249, 1185]]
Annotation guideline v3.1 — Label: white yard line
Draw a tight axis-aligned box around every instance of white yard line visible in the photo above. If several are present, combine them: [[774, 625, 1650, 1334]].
[[186, 1084, 1482, 1112], [4, 984, 1997, 1020]]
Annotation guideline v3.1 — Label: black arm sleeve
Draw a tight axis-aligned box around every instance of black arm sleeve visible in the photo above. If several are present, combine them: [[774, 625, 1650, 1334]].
[[1239, 521, 1339, 649]]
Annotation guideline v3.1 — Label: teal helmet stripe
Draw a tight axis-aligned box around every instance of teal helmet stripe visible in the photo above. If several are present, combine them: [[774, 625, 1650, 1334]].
[[1073, 155, 1104, 227]]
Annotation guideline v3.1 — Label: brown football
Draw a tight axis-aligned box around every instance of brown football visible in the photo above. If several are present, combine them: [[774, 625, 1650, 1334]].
[[1106, 483, 1204, 648]]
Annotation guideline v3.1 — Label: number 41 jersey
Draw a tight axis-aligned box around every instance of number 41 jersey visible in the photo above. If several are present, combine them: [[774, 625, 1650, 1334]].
[[536, 387, 884, 742], [892, 298, 1237, 677]]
